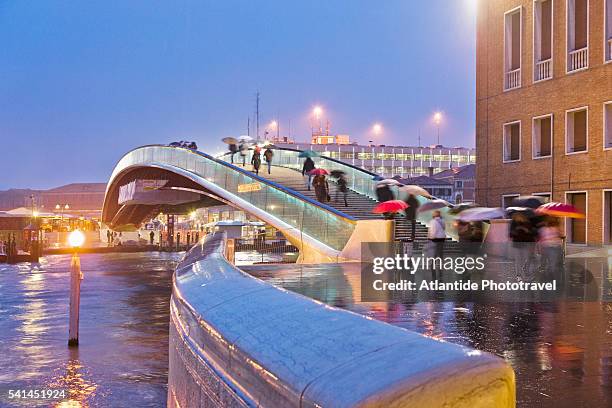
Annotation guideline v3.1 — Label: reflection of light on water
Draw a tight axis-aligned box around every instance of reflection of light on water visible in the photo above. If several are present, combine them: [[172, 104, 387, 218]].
[[50, 358, 98, 408]]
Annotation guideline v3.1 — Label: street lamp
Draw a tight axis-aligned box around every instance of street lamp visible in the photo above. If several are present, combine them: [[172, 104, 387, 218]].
[[372, 123, 383, 136], [68, 230, 85, 347], [268, 120, 279, 140], [433, 112, 443, 145], [312, 106, 323, 135]]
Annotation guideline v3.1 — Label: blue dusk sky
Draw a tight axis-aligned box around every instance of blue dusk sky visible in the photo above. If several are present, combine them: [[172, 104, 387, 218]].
[[0, 0, 477, 190]]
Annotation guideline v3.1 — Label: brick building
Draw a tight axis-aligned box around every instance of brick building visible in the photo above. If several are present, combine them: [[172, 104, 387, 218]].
[[476, 0, 612, 245]]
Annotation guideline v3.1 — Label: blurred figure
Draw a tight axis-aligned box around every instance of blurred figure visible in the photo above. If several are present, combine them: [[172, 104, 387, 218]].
[[312, 174, 330, 203], [228, 143, 238, 164], [239, 142, 248, 166], [376, 184, 395, 219], [251, 149, 262, 175], [335, 173, 349, 207], [403, 194, 420, 241], [538, 216, 564, 280], [427, 210, 446, 259], [509, 212, 538, 281], [264, 147, 274, 174], [302, 157, 315, 190], [149, 230, 154, 245]]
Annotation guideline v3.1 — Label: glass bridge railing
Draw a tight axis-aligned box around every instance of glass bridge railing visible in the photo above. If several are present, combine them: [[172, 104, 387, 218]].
[[110, 145, 356, 252]]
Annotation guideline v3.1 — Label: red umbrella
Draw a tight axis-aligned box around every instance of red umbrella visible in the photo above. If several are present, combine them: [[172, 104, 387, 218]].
[[535, 202, 585, 218], [372, 200, 408, 214], [308, 168, 329, 176]]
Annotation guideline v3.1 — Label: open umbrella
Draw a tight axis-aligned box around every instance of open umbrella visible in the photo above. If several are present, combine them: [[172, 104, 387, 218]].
[[222, 137, 238, 144], [458, 207, 505, 222], [308, 168, 329, 176], [511, 195, 546, 209], [448, 203, 476, 215], [535, 202, 585, 218], [376, 179, 402, 187], [298, 150, 321, 158], [329, 170, 346, 178], [372, 175, 384, 181], [398, 185, 431, 198], [418, 199, 449, 213], [372, 200, 408, 214], [238, 135, 253, 142]]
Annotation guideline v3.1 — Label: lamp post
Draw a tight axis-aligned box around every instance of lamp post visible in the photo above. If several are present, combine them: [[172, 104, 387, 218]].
[[433, 112, 442, 146], [312, 106, 323, 136], [68, 230, 85, 347], [55, 203, 70, 244]]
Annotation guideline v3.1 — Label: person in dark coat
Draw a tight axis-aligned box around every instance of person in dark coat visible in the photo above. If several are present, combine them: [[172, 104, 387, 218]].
[[302, 158, 316, 190], [229, 143, 238, 164], [335, 174, 349, 207], [251, 151, 262, 175], [509, 212, 538, 281], [375, 184, 394, 202], [239, 143, 248, 166], [312, 175, 330, 203], [263, 147, 274, 174], [149, 230, 155, 245], [403, 194, 420, 241]]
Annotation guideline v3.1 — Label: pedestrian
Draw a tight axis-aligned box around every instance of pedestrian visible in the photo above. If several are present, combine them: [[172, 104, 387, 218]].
[[335, 173, 349, 207], [427, 210, 446, 260], [264, 147, 274, 174], [187, 231, 191, 247], [403, 194, 420, 242], [229, 143, 238, 164], [312, 174, 330, 203], [239, 143, 248, 166], [251, 150, 261, 175], [509, 211, 538, 282], [376, 184, 395, 219], [176, 232, 181, 250], [538, 216, 564, 280], [302, 157, 315, 190], [195, 231, 199, 243], [149, 230, 154, 245]]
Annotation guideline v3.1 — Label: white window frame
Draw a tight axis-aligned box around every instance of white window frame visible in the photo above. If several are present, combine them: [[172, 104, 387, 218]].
[[504, 6, 523, 91], [503, 120, 522, 163], [532, 113, 554, 159], [566, 0, 590, 74], [565, 190, 588, 245], [501, 194, 520, 209], [603, 189, 612, 244], [604, 101, 612, 150], [533, 0, 554, 82], [565, 106, 589, 155], [604, 0, 612, 63]]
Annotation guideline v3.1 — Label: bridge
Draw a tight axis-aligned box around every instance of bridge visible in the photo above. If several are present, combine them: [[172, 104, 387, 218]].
[[102, 145, 453, 262]]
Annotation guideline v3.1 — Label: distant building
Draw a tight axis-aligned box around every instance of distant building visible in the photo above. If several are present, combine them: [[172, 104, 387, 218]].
[[398, 175, 454, 203], [310, 132, 351, 145], [275, 141, 476, 178], [432, 164, 476, 204]]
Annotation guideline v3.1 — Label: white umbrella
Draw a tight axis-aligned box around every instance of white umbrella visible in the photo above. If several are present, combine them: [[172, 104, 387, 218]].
[[376, 179, 402, 187], [238, 135, 253, 143], [417, 199, 450, 213], [399, 185, 431, 198], [457, 207, 504, 222]]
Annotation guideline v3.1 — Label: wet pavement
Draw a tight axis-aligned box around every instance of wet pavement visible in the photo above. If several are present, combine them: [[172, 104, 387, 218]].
[[0, 252, 180, 407], [244, 260, 612, 408]]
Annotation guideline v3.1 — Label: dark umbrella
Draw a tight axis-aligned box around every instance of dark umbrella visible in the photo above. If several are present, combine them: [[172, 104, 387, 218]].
[[329, 170, 346, 178], [298, 150, 321, 158], [511, 195, 546, 209]]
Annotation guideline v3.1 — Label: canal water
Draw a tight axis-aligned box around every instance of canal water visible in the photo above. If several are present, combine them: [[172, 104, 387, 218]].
[[0, 252, 180, 408], [1, 252, 610, 407]]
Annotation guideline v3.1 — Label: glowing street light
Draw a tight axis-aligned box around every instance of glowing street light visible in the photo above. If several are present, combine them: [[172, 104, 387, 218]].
[[68, 230, 85, 347], [433, 111, 443, 145], [312, 106, 323, 119], [372, 123, 383, 136], [268, 120, 279, 139]]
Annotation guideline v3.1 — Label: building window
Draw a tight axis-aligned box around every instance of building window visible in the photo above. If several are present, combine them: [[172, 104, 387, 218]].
[[604, 190, 612, 244], [605, 102, 612, 149], [567, 0, 589, 72], [605, 0, 612, 62], [503, 121, 521, 162], [533, 114, 553, 158], [532, 192, 551, 202], [504, 7, 522, 90], [534, 0, 553, 81], [566, 107, 588, 153], [455, 180, 464, 189], [566, 192, 587, 243], [502, 194, 519, 209]]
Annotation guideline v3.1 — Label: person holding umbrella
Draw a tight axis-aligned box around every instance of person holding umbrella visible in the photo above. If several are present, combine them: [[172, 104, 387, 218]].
[[509, 211, 538, 282], [302, 157, 316, 190], [229, 143, 238, 164], [427, 210, 446, 265], [264, 146, 274, 174], [239, 142, 249, 166], [251, 148, 262, 175], [312, 174, 330, 203], [403, 194, 420, 242], [537, 216, 564, 281], [334, 172, 349, 207]]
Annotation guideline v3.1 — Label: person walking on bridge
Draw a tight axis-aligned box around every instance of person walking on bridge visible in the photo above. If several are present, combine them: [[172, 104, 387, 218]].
[[335, 173, 349, 207], [302, 157, 316, 190], [404, 194, 420, 242], [229, 143, 238, 164], [264, 147, 274, 174], [239, 143, 248, 166], [251, 150, 262, 175], [312, 174, 330, 203]]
